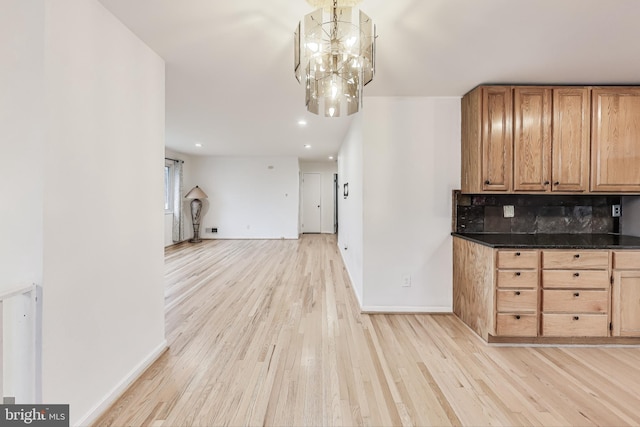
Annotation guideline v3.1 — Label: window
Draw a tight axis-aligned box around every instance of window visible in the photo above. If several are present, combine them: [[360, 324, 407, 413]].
[[165, 161, 174, 212]]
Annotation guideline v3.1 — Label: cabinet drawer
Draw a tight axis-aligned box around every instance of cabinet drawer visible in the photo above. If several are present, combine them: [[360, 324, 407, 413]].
[[542, 270, 609, 289], [497, 250, 538, 269], [613, 251, 640, 269], [497, 270, 538, 288], [497, 289, 537, 312], [542, 290, 608, 313], [542, 251, 609, 269], [542, 313, 608, 337], [496, 313, 538, 337]]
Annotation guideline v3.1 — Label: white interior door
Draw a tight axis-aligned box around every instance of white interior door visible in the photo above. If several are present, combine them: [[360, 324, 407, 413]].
[[302, 173, 321, 233]]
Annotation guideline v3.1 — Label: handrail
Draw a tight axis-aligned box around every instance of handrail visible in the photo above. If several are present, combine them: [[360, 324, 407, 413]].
[[0, 284, 35, 301]]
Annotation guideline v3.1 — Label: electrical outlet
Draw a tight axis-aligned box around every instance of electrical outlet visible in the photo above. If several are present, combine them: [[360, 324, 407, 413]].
[[401, 274, 412, 287], [503, 205, 515, 218], [612, 204, 621, 217]]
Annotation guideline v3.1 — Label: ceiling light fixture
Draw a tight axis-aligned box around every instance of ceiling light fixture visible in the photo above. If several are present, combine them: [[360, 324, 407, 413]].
[[298, 119, 307, 126], [195, 143, 202, 148], [294, 0, 376, 117], [304, 144, 312, 149]]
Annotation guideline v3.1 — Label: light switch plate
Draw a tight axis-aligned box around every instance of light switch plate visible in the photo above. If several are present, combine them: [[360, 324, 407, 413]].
[[503, 205, 515, 218]]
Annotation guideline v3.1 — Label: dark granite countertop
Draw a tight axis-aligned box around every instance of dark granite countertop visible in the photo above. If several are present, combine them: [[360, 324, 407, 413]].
[[452, 233, 640, 249]]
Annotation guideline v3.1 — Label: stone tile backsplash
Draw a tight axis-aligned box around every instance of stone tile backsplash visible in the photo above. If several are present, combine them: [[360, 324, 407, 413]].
[[455, 194, 621, 234]]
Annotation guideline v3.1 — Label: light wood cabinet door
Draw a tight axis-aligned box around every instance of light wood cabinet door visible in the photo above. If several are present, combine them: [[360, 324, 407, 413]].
[[552, 88, 590, 192], [496, 313, 537, 336], [542, 250, 609, 270], [612, 270, 640, 336], [514, 87, 551, 192], [497, 250, 539, 269], [542, 270, 609, 289], [542, 313, 608, 337], [542, 290, 609, 313], [591, 87, 640, 192], [482, 86, 513, 192]]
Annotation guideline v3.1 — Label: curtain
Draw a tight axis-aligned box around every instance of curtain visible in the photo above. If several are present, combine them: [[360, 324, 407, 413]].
[[172, 160, 184, 242]]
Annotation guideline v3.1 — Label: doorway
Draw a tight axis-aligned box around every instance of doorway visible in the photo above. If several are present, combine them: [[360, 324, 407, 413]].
[[302, 173, 321, 233], [334, 173, 338, 234]]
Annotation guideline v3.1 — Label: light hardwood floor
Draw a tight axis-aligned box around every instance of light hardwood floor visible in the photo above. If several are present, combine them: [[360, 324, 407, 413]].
[[95, 234, 640, 426]]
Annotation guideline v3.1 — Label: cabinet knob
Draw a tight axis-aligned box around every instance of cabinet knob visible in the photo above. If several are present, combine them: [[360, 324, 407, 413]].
[[554, 181, 560, 186], [573, 316, 580, 321], [515, 291, 521, 296], [574, 254, 581, 258], [544, 181, 550, 185], [573, 272, 580, 277], [573, 292, 580, 297], [484, 180, 491, 185], [515, 272, 521, 276], [515, 315, 521, 320], [515, 252, 521, 256]]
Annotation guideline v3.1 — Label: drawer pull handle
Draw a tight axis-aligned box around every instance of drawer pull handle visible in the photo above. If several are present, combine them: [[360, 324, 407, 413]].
[[573, 272, 580, 277], [515, 252, 521, 256], [574, 292, 580, 297], [515, 315, 521, 320], [515, 291, 521, 296], [574, 254, 580, 258], [573, 316, 580, 321], [515, 272, 521, 276]]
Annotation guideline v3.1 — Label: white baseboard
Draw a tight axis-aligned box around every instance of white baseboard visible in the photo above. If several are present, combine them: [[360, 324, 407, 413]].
[[361, 306, 452, 314], [337, 245, 363, 309], [75, 340, 168, 427]]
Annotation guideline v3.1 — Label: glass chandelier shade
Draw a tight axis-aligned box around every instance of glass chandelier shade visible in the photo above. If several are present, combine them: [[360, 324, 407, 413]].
[[294, 0, 376, 117]]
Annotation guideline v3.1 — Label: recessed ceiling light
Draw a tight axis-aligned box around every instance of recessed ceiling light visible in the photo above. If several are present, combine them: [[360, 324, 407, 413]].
[[195, 143, 202, 148], [328, 156, 334, 160], [304, 144, 311, 149], [298, 120, 307, 126]]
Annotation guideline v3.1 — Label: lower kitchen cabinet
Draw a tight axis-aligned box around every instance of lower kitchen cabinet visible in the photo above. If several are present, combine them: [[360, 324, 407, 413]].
[[541, 313, 609, 337], [495, 249, 539, 337], [453, 237, 640, 343], [540, 249, 610, 337], [496, 313, 537, 336], [612, 251, 640, 336]]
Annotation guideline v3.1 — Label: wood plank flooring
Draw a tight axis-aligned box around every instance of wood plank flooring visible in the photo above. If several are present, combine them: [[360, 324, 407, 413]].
[[95, 234, 640, 426]]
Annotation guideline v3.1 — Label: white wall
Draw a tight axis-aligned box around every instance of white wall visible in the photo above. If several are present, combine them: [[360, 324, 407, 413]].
[[192, 156, 300, 239], [622, 196, 640, 236], [337, 115, 364, 305], [0, 0, 45, 404], [338, 98, 461, 312], [300, 161, 338, 234], [362, 97, 460, 311], [0, 0, 44, 292], [43, 1, 166, 425]]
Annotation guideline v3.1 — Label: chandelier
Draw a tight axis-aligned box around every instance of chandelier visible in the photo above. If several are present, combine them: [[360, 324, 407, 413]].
[[294, 0, 376, 117]]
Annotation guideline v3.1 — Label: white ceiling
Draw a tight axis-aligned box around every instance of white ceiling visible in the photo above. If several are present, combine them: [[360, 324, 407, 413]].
[[97, 0, 640, 161]]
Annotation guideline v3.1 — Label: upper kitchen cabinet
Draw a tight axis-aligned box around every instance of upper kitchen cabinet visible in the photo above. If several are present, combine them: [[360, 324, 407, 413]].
[[510, 86, 589, 193], [461, 86, 513, 193], [552, 88, 590, 192], [592, 87, 640, 192], [513, 87, 552, 191]]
